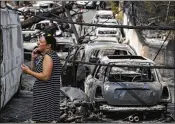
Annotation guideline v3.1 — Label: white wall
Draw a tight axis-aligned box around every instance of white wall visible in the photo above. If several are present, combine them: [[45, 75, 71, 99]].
[[123, 12, 144, 56], [0, 9, 24, 109], [123, 11, 174, 77]]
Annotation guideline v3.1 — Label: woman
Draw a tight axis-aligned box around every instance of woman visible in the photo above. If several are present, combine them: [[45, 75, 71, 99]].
[[21, 35, 61, 123]]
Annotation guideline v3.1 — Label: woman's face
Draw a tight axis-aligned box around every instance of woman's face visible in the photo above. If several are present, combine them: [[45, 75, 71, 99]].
[[37, 36, 48, 52]]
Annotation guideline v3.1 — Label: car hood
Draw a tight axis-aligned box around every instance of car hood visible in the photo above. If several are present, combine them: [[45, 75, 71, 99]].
[[103, 81, 162, 106], [61, 87, 90, 102]]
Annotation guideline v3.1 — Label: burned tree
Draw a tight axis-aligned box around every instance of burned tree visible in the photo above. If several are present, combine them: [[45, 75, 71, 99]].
[[21, 7, 65, 29]]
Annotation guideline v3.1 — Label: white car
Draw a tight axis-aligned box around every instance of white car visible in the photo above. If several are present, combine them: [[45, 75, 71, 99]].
[[95, 25, 120, 37], [32, 1, 61, 12], [22, 29, 40, 36], [76, 1, 96, 9], [22, 20, 62, 41], [31, 20, 62, 36], [18, 7, 30, 12], [18, 12, 25, 22], [91, 19, 119, 31], [91, 10, 114, 24], [94, 23, 122, 40], [89, 36, 119, 43], [23, 37, 76, 62], [23, 38, 38, 52], [76, 1, 89, 7], [97, 18, 119, 24]]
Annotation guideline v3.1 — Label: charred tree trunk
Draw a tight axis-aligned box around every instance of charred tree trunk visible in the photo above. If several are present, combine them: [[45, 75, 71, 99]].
[[131, 2, 136, 26], [21, 7, 65, 28]]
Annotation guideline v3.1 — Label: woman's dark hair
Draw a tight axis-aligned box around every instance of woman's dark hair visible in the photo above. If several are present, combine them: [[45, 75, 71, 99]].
[[44, 35, 57, 50]]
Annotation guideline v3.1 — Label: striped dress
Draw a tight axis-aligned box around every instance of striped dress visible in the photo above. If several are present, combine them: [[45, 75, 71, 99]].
[[32, 51, 62, 122]]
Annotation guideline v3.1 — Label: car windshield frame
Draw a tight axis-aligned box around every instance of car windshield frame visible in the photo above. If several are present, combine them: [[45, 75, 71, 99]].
[[98, 49, 133, 56], [98, 14, 114, 19], [105, 63, 157, 82], [98, 30, 117, 35]]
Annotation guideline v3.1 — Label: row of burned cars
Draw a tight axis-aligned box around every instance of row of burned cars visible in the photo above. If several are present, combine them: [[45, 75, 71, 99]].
[[22, 8, 173, 122], [59, 10, 173, 122]]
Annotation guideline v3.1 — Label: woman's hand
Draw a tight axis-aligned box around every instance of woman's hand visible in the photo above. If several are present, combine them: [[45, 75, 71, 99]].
[[31, 48, 39, 59], [21, 64, 30, 74]]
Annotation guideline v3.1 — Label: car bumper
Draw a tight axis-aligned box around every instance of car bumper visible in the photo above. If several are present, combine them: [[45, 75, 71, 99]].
[[100, 104, 166, 112]]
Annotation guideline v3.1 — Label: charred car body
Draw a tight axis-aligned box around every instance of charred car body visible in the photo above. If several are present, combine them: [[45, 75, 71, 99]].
[[61, 42, 137, 89], [60, 55, 172, 122], [55, 37, 76, 65], [91, 10, 114, 24], [60, 87, 95, 122], [84, 55, 171, 116]]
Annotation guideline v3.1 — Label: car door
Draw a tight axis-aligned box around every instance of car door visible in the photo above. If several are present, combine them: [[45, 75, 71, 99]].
[[89, 49, 99, 62], [84, 65, 99, 98], [88, 49, 100, 72], [76, 48, 87, 84], [61, 45, 81, 87], [87, 65, 106, 102]]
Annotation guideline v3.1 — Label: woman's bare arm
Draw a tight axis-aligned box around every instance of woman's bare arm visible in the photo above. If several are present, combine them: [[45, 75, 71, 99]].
[[27, 55, 53, 81], [30, 57, 36, 71]]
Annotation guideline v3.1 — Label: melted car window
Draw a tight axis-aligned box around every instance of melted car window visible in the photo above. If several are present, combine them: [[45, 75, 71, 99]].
[[95, 66, 106, 79], [108, 67, 156, 82], [98, 30, 117, 34], [100, 49, 129, 56], [99, 15, 113, 19]]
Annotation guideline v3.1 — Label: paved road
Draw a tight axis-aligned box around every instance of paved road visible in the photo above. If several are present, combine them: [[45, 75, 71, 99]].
[[71, 8, 96, 23], [71, 9, 96, 39]]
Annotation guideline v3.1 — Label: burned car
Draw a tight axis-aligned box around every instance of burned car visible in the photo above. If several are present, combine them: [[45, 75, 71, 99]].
[[88, 36, 119, 43], [91, 10, 114, 24], [60, 87, 95, 122], [84, 55, 172, 120], [61, 42, 137, 89], [94, 23, 123, 41], [55, 37, 76, 65], [76, 43, 137, 89]]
